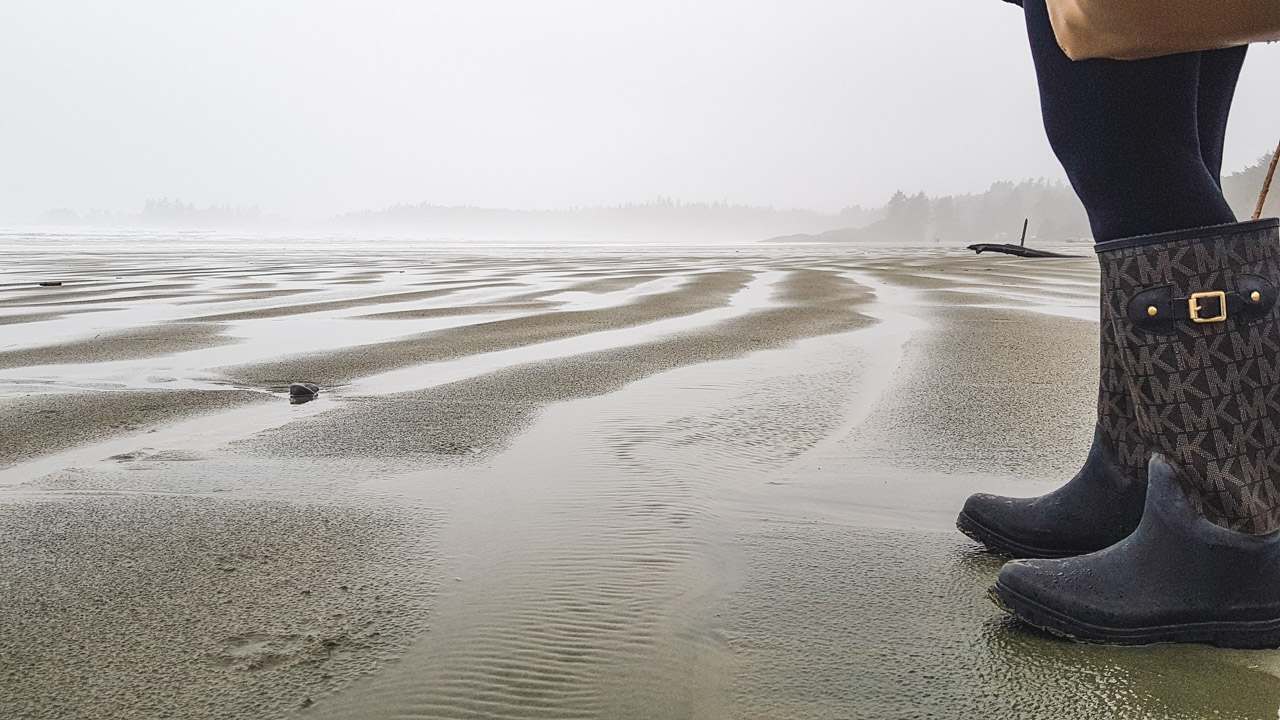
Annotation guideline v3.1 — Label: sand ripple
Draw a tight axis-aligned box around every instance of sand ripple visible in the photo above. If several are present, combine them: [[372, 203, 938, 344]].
[[4, 242, 1264, 720]]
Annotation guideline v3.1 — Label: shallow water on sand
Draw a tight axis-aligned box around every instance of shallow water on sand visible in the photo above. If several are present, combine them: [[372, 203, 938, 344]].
[[0, 232, 1276, 719]]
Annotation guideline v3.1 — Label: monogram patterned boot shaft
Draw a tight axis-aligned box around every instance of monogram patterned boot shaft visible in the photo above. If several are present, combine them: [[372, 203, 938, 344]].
[[1098, 218, 1280, 534], [1095, 301, 1150, 482]]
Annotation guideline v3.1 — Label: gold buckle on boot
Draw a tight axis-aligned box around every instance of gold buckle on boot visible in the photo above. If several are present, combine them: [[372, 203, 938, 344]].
[[1188, 291, 1228, 323]]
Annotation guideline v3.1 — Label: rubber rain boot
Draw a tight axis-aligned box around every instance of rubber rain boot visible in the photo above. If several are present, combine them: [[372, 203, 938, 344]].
[[957, 300, 1149, 558], [993, 218, 1280, 647]]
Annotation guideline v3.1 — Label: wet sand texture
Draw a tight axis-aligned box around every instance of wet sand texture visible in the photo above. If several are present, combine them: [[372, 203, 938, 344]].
[[2, 242, 1277, 720], [189, 288, 460, 322], [303, 327, 885, 719], [0, 389, 269, 468], [240, 269, 871, 460], [180, 287, 316, 304], [726, 525, 1280, 719], [0, 323, 232, 370], [0, 283, 197, 307], [0, 310, 100, 326], [0, 495, 438, 719], [219, 269, 756, 388], [847, 304, 1097, 477]]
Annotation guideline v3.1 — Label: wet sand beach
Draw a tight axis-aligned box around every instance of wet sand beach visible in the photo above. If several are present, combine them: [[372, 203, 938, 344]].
[[1, 233, 1277, 719]]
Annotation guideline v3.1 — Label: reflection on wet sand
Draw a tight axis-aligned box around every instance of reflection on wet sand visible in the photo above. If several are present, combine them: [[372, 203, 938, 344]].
[[0, 233, 1275, 719]]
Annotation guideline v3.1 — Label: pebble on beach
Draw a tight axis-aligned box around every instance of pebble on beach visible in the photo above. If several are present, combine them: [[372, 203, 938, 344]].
[[289, 382, 320, 399]]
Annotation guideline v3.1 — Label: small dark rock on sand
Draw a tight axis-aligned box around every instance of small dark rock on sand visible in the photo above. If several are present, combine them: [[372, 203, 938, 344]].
[[38, 281, 63, 287], [289, 382, 321, 403]]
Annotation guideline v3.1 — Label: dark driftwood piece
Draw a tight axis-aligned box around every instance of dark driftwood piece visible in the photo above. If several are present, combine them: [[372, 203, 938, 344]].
[[966, 243, 1076, 258], [967, 218, 1078, 258]]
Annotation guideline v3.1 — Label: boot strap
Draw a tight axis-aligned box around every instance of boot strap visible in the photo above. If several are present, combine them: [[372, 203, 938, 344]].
[[1126, 275, 1276, 334]]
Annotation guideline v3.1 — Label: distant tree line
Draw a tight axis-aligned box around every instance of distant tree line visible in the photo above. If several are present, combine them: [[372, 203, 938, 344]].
[[787, 155, 1278, 245], [35, 150, 1279, 242], [1224, 153, 1280, 220], [335, 180, 1097, 245], [774, 179, 1089, 244], [41, 197, 280, 228], [881, 179, 1091, 244]]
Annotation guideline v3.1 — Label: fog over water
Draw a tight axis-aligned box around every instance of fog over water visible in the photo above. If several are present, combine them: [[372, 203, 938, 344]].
[[3, 1, 1280, 225]]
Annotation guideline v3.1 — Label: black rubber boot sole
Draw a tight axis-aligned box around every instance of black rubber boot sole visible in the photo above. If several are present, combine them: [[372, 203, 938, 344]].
[[991, 580, 1280, 649], [956, 510, 1079, 559]]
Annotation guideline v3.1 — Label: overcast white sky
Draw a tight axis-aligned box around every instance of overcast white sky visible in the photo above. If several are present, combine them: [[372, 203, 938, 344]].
[[2, 1, 1279, 222]]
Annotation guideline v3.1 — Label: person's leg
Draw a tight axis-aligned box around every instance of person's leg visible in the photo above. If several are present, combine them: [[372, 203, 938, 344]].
[[987, 4, 1280, 649], [1197, 44, 1248, 187], [958, 7, 1251, 560], [1023, 0, 1236, 242], [957, 0, 1201, 558]]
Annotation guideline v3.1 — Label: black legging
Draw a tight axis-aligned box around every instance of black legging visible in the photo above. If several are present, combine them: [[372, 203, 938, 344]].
[[1022, 0, 1247, 242]]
